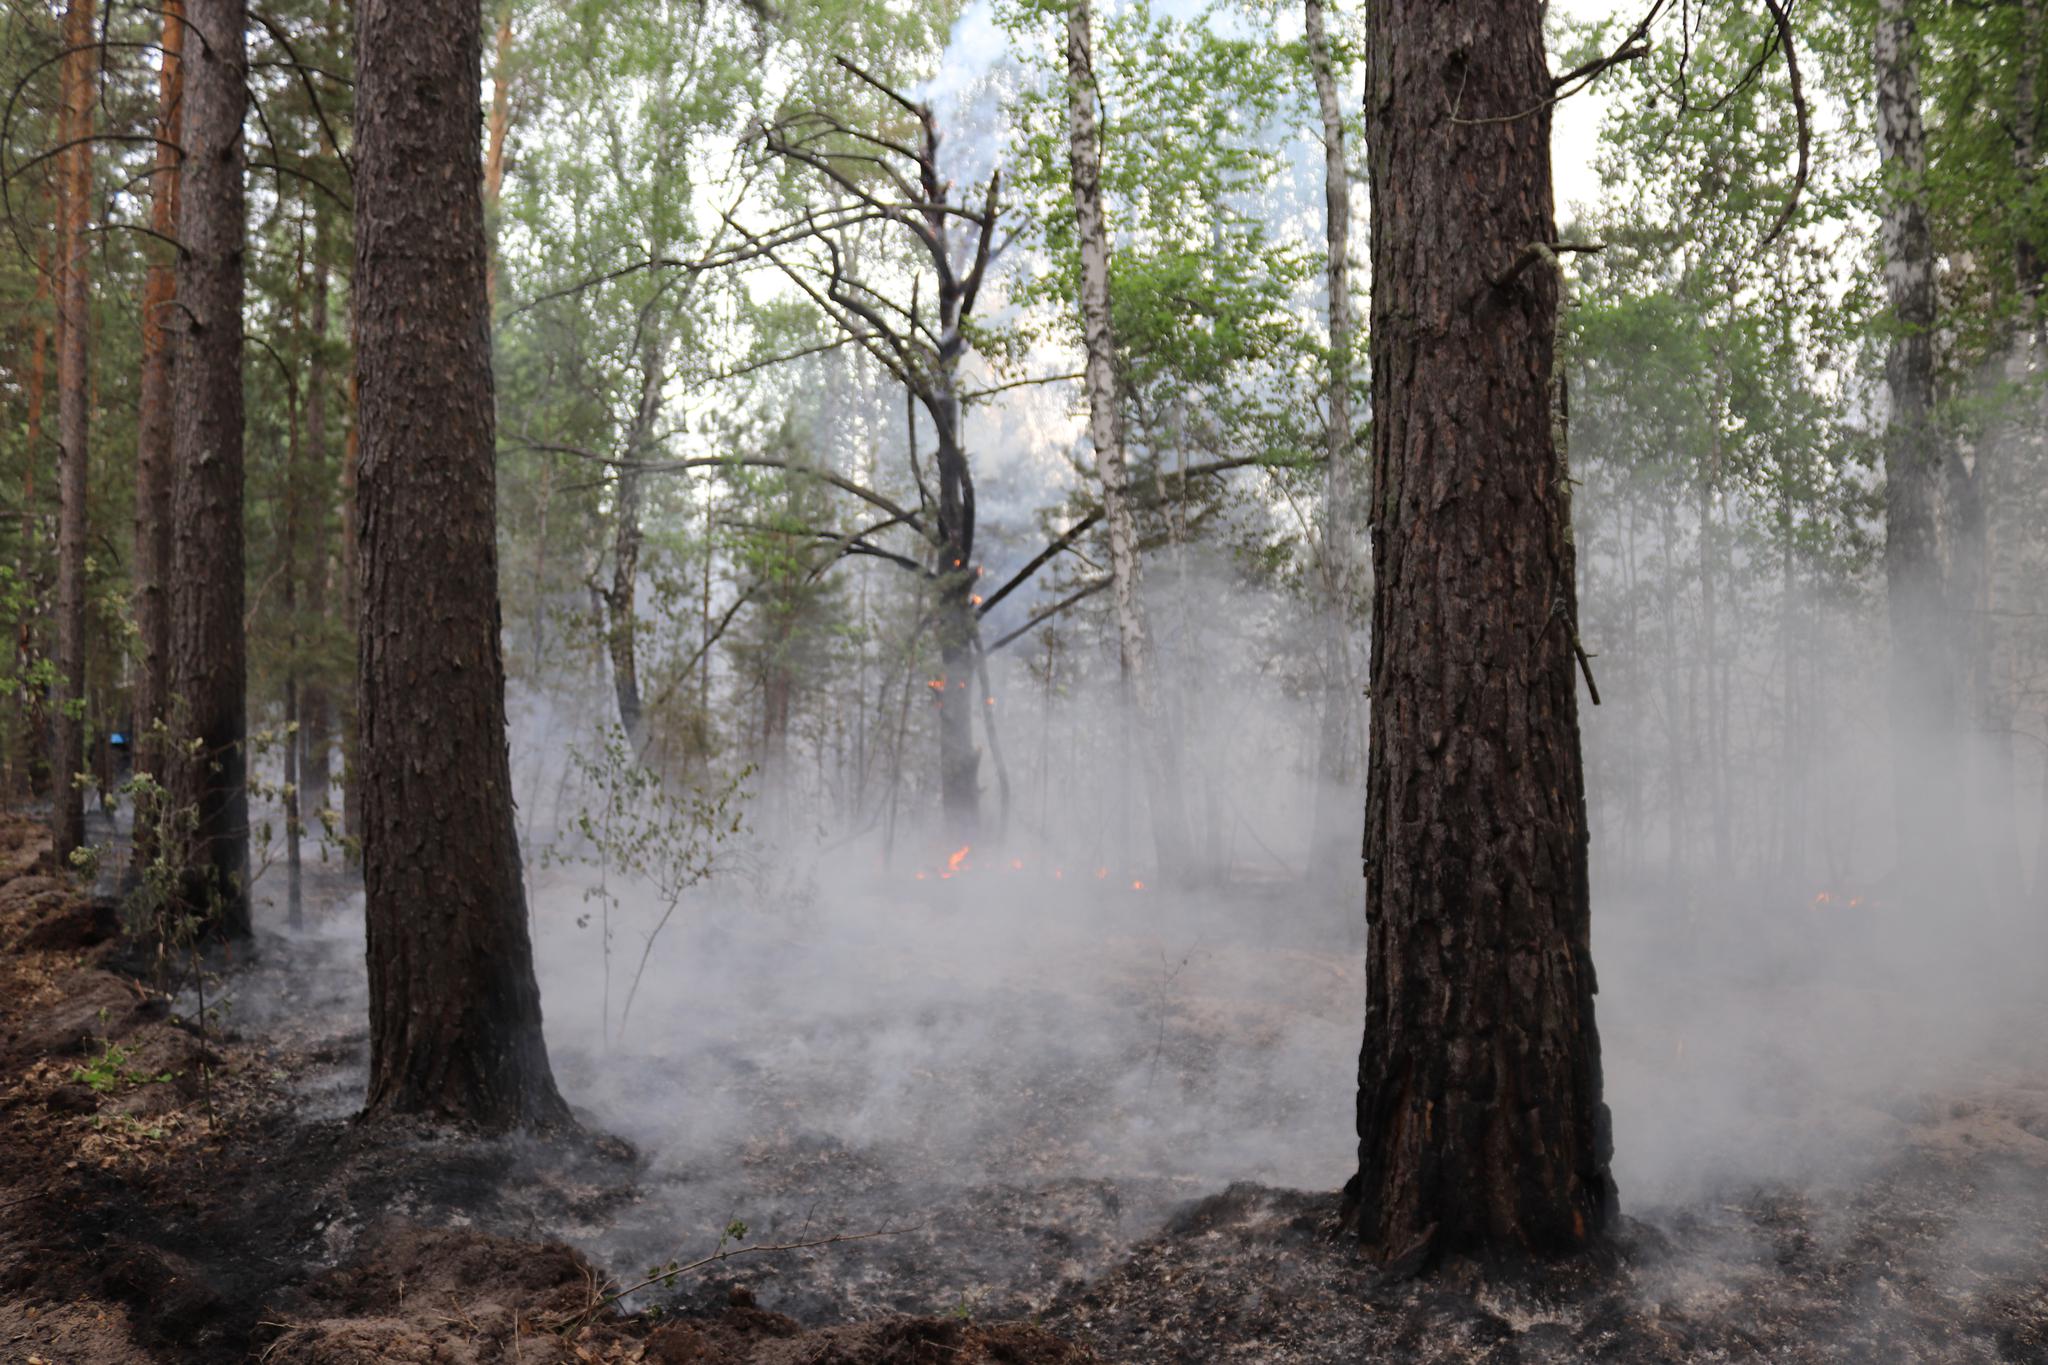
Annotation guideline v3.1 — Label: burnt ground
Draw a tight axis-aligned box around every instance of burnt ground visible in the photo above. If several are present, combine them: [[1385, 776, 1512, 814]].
[[0, 811, 2045, 1361]]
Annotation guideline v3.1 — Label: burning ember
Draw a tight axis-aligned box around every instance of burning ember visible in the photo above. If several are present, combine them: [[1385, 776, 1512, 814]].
[[947, 846, 971, 874]]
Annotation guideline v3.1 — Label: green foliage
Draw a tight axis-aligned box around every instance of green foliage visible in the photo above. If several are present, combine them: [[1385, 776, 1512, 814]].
[[69, 1042, 173, 1095]]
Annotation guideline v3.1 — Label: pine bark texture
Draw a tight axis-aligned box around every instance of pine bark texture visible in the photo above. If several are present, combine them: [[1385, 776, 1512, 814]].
[[1064, 0, 1192, 877], [1304, 0, 1363, 870], [355, 0, 567, 1128], [168, 0, 249, 931], [1343, 0, 1614, 1269], [52, 0, 94, 860], [132, 0, 182, 828]]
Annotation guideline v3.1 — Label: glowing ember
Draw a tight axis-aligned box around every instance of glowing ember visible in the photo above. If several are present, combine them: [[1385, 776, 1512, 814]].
[[970, 594, 984, 606], [926, 679, 946, 692], [1132, 880, 1145, 891], [948, 845, 971, 874]]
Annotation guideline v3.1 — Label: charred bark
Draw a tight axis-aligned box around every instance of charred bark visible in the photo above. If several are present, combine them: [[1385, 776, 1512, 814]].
[[355, 0, 567, 1128], [51, 0, 94, 861], [1343, 0, 1614, 1269]]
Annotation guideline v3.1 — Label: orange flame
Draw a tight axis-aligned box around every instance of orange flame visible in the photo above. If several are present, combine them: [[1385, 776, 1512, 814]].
[[927, 679, 946, 692], [1132, 880, 1146, 891], [970, 594, 984, 606], [947, 845, 971, 874]]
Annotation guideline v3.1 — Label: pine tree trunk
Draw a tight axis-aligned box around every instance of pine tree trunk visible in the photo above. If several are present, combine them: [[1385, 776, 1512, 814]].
[[52, 0, 95, 861], [168, 0, 250, 932], [340, 366, 362, 845], [132, 0, 182, 860], [483, 2, 514, 313], [1065, 0, 1192, 878], [1342, 0, 1614, 1270], [356, 0, 567, 1128], [1303, 0, 1363, 876]]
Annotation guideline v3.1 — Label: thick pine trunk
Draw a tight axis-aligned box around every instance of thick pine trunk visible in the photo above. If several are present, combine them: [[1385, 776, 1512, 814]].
[[1343, 0, 1614, 1269], [132, 0, 182, 857], [1064, 0, 1192, 878], [1875, 0, 1967, 895], [168, 0, 250, 932], [52, 0, 94, 861], [1303, 0, 1363, 875], [356, 0, 567, 1128]]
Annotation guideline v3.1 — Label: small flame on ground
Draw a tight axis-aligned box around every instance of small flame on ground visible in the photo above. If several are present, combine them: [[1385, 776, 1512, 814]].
[[947, 845, 971, 874], [1132, 880, 1145, 891]]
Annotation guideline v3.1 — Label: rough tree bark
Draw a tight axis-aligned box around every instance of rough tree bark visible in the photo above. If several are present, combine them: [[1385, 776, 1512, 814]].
[[132, 0, 182, 855], [1303, 0, 1364, 875], [1342, 0, 1615, 1270], [1874, 0, 1968, 891], [483, 1, 514, 312], [51, 0, 94, 861], [168, 0, 250, 932], [1064, 0, 1192, 877], [356, 0, 568, 1127]]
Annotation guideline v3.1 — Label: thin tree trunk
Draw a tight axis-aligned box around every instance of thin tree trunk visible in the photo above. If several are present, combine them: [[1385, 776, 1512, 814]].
[[300, 254, 333, 819], [1875, 0, 1964, 895], [340, 364, 362, 845], [604, 331, 661, 747], [132, 0, 183, 834], [483, 2, 514, 312], [356, 0, 567, 1127], [282, 363, 303, 929], [1065, 0, 1191, 877], [169, 0, 250, 933], [1343, 0, 1614, 1269], [51, 0, 95, 861], [15, 265, 48, 799], [1304, 0, 1363, 875]]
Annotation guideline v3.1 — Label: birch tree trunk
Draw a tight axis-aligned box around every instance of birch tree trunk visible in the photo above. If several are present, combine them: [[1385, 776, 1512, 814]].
[[356, 0, 567, 1128], [1303, 0, 1364, 878], [605, 331, 662, 749], [1343, 0, 1614, 1270], [51, 0, 94, 861], [1875, 0, 1967, 894], [1065, 0, 1192, 878]]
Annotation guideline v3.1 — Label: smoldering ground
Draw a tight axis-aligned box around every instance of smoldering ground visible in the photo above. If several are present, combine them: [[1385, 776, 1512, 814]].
[[206, 544, 2048, 1360]]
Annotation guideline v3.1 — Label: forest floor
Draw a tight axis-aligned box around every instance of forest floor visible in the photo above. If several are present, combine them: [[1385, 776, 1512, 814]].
[[1, 811, 2045, 1362]]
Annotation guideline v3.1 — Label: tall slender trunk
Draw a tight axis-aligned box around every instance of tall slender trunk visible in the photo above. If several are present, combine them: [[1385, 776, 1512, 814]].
[[605, 330, 661, 747], [340, 364, 362, 844], [16, 263, 48, 799], [1065, 0, 1191, 877], [483, 3, 514, 312], [281, 355, 303, 929], [356, 0, 567, 1127], [51, 0, 95, 861], [1979, 0, 2044, 902], [1343, 0, 1613, 1269], [300, 254, 333, 818], [1875, 0, 1963, 895], [1304, 0, 1363, 875], [132, 0, 183, 829], [168, 0, 250, 933]]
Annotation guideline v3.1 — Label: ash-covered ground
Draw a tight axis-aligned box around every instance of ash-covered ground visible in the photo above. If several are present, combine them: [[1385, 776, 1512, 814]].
[[203, 838, 2048, 1362]]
